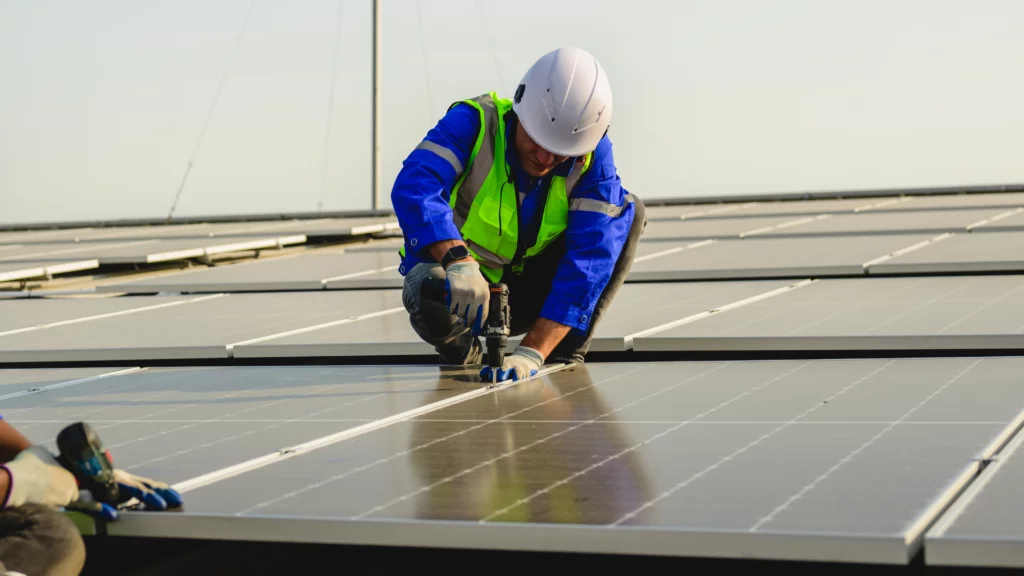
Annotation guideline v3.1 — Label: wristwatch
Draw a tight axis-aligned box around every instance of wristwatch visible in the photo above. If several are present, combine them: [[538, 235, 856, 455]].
[[440, 245, 470, 270]]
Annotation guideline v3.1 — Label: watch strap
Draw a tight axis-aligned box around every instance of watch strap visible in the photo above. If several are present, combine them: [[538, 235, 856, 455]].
[[441, 245, 469, 269]]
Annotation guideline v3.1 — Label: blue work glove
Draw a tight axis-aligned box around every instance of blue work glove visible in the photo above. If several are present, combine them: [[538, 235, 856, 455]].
[[479, 346, 544, 382], [444, 260, 489, 336], [114, 469, 183, 510]]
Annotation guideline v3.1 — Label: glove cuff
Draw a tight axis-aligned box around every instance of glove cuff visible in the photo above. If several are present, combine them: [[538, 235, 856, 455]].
[[0, 465, 13, 508], [514, 345, 545, 366]]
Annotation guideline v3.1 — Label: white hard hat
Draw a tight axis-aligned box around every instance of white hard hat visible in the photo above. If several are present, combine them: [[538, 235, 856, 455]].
[[512, 47, 612, 158]]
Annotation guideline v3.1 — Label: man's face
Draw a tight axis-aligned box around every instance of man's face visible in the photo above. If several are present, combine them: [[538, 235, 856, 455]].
[[514, 122, 569, 177]]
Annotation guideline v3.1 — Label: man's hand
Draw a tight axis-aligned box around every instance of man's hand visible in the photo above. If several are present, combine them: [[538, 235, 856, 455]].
[[480, 346, 544, 382], [444, 261, 489, 335], [114, 469, 183, 510], [1, 445, 78, 509]]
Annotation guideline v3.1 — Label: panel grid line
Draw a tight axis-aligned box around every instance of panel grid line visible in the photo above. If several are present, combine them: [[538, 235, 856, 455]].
[[173, 364, 574, 495], [5, 368, 227, 427], [0, 367, 144, 402], [122, 374, 442, 471], [355, 362, 762, 521], [938, 282, 1024, 334], [748, 359, 982, 532], [34, 369, 282, 449], [0, 293, 227, 339], [777, 282, 922, 337], [234, 363, 660, 515], [476, 363, 818, 523], [632, 240, 715, 264], [859, 279, 981, 335], [610, 360, 895, 527]]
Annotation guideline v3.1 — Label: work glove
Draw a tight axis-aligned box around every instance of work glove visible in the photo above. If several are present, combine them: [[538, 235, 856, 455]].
[[444, 260, 489, 336], [113, 469, 183, 511], [0, 445, 78, 509], [479, 346, 544, 382]]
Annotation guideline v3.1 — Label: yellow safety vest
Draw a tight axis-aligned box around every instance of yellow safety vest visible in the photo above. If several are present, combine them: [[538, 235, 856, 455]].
[[402, 92, 593, 282]]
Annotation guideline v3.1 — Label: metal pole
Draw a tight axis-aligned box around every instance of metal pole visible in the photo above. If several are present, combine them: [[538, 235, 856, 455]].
[[371, 0, 382, 210]]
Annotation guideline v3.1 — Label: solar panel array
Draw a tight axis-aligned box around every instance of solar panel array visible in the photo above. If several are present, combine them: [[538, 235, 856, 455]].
[[2, 191, 1024, 570], [0, 216, 397, 283]]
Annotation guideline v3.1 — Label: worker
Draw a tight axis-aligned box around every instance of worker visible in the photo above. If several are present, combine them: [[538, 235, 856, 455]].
[[0, 417, 181, 575], [393, 46, 646, 382]]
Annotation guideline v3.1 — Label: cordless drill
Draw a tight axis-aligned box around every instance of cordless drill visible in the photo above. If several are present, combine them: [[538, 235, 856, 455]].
[[422, 278, 510, 384], [56, 421, 119, 505], [483, 283, 510, 385]]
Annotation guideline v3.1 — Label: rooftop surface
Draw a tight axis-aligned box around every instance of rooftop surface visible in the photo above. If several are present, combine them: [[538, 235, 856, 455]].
[[3, 188, 1024, 573]]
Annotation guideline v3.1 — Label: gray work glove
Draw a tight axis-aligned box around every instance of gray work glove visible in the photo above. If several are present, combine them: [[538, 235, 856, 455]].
[[1, 445, 78, 509], [444, 260, 489, 335]]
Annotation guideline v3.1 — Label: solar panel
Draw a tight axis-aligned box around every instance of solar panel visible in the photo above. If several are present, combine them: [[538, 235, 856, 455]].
[[926, 424, 1024, 567], [882, 192, 1024, 212], [91, 357, 1024, 565], [99, 251, 397, 294], [627, 234, 936, 281], [90, 236, 308, 264], [969, 207, 1024, 233], [0, 218, 397, 244], [751, 208, 1014, 238], [4, 365, 488, 485], [633, 275, 1024, 352], [0, 291, 405, 362], [233, 280, 799, 357], [0, 227, 100, 244], [202, 217, 400, 239], [868, 232, 1024, 274], [0, 236, 306, 265], [653, 197, 921, 222], [640, 215, 826, 242], [644, 202, 760, 221], [0, 367, 136, 398], [0, 240, 159, 263], [0, 259, 99, 283], [0, 295, 193, 335]]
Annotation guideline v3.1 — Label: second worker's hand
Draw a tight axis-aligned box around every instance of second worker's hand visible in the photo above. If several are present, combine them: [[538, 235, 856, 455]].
[[114, 469, 183, 511], [444, 260, 489, 335]]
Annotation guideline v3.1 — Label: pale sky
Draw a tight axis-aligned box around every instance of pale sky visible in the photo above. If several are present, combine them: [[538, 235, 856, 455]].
[[1, 0, 1022, 225]]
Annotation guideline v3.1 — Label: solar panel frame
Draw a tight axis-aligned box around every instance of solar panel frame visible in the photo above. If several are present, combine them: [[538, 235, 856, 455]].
[[233, 280, 801, 357], [879, 192, 1024, 213], [0, 294, 195, 335], [3, 364, 510, 486], [639, 215, 827, 242], [925, 428, 1024, 568], [626, 234, 938, 281], [748, 207, 1013, 239], [868, 232, 1024, 274], [0, 291, 405, 362], [98, 251, 396, 294], [0, 258, 98, 283], [633, 276, 1024, 352]]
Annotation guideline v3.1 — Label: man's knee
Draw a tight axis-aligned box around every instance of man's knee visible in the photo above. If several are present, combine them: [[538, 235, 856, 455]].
[[0, 504, 86, 576], [628, 193, 647, 241]]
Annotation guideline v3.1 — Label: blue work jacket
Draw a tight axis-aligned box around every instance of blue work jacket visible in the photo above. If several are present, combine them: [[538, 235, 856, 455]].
[[390, 102, 635, 334]]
